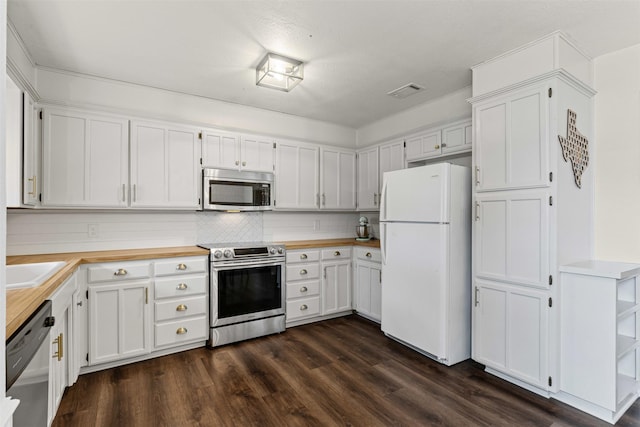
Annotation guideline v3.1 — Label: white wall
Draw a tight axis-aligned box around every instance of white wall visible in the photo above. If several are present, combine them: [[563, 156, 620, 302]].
[[594, 44, 640, 262], [356, 86, 472, 147]]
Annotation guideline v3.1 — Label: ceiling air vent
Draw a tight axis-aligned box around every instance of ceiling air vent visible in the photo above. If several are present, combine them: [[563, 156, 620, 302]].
[[387, 83, 425, 99]]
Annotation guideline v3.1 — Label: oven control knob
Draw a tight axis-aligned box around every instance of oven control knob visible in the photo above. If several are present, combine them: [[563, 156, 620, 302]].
[[277, 247, 284, 254], [269, 247, 276, 255], [223, 249, 233, 258], [213, 250, 222, 259]]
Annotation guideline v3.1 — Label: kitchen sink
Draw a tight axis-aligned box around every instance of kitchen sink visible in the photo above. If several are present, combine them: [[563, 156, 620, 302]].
[[6, 261, 67, 290]]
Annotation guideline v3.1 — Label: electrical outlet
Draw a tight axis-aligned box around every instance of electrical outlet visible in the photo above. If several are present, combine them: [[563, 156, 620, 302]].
[[313, 220, 320, 231], [88, 224, 99, 238]]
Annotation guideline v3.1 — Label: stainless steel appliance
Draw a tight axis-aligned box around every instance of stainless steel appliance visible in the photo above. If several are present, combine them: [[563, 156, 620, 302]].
[[6, 300, 55, 426], [202, 168, 273, 211], [356, 216, 371, 241], [199, 242, 286, 346]]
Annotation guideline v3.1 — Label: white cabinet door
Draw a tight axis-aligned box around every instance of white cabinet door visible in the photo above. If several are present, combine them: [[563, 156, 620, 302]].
[[71, 288, 87, 384], [320, 147, 356, 210], [357, 147, 379, 210], [379, 139, 404, 185], [473, 280, 549, 390], [442, 120, 472, 154], [22, 92, 40, 206], [130, 120, 201, 208], [42, 107, 129, 207], [474, 85, 549, 191], [88, 280, 152, 365], [240, 134, 274, 172], [322, 261, 351, 315], [274, 140, 319, 209], [475, 189, 550, 289], [405, 130, 441, 161], [48, 306, 68, 426], [355, 261, 382, 322], [201, 128, 239, 169]]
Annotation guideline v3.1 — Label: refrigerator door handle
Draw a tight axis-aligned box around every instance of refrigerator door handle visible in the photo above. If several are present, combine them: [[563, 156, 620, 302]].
[[380, 179, 388, 221], [380, 223, 387, 265]]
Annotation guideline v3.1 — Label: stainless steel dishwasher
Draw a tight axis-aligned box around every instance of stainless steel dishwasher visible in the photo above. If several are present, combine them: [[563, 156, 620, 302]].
[[6, 300, 55, 427]]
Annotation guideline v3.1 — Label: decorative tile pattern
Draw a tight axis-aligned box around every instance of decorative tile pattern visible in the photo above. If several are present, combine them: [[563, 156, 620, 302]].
[[196, 211, 263, 243], [558, 109, 589, 188]]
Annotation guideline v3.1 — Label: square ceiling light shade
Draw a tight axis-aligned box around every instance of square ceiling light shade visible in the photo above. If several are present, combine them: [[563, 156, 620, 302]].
[[256, 53, 304, 92]]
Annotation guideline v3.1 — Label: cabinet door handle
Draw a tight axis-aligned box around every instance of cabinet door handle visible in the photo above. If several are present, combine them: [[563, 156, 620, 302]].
[[323, 267, 327, 279], [475, 167, 480, 185], [379, 270, 382, 283], [474, 287, 480, 307], [145, 287, 149, 304], [300, 286, 308, 292], [242, 161, 246, 167], [366, 252, 372, 258], [373, 193, 377, 206], [133, 184, 137, 202], [122, 183, 126, 202], [235, 160, 239, 166], [176, 283, 188, 290], [475, 202, 480, 221], [28, 176, 37, 196], [300, 253, 308, 260], [316, 193, 320, 207], [300, 304, 308, 311], [441, 143, 447, 148], [114, 268, 128, 276], [300, 269, 308, 275], [176, 327, 188, 335], [52, 333, 63, 361], [434, 145, 440, 149], [176, 263, 187, 271], [334, 251, 341, 256], [176, 304, 188, 312], [322, 193, 326, 206]]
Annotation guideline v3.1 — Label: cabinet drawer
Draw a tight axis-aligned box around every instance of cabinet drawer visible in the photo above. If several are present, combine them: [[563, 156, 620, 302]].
[[355, 247, 381, 263], [286, 280, 320, 299], [155, 295, 208, 322], [155, 275, 207, 299], [87, 261, 151, 283], [286, 297, 321, 321], [321, 247, 351, 261], [154, 257, 207, 276], [155, 316, 208, 347], [286, 264, 320, 281], [286, 249, 320, 264]]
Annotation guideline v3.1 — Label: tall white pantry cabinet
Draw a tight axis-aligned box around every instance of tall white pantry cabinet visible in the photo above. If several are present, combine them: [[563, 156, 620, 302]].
[[469, 33, 595, 395]]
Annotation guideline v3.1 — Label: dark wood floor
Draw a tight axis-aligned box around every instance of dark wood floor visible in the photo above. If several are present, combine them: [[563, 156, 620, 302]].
[[53, 315, 640, 426]]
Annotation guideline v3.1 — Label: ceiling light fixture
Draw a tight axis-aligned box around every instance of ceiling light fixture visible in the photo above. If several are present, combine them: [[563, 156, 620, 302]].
[[256, 52, 304, 92], [387, 83, 425, 99]]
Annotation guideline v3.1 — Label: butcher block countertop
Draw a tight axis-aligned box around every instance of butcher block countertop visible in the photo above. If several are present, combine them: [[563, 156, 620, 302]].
[[283, 238, 381, 249], [6, 246, 209, 339]]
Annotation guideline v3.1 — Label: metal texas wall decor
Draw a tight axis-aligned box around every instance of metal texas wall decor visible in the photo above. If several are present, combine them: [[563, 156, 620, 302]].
[[558, 109, 589, 188]]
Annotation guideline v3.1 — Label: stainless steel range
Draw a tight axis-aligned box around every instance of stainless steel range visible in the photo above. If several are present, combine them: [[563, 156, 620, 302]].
[[199, 242, 286, 347]]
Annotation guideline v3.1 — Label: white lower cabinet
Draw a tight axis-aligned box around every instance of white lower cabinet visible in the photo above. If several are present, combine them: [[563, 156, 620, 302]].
[[354, 247, 382, 322], [473, 280, 549, 390], [87, 260, 153, 365], [556, 261, 640, 424], [152, 257, 208, 349], [285, 249, 322, 323], [48, 272, 77, 426], [321, 247, 352, 315]]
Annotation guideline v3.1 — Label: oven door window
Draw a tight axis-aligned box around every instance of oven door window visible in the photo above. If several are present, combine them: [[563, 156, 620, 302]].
[[217, 265, 282, 318]]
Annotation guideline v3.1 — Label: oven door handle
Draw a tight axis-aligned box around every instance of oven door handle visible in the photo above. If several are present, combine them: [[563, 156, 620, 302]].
[[211, 259, 284, 270]]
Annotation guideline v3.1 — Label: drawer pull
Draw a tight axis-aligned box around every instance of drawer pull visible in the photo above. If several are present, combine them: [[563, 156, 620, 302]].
[[176, 327, 188, 335], [300, 304, 308, 311], [300, 286, 308, 292], [300, 253, 308, 260], [176, 283, 188, 290], [176, 304, 188, 312], [176, 263, 187, 271], [334, 251, 341, 256], [300, 269, 308, 275], [366, 252, 372, 258], [114, 268, 128, 276]]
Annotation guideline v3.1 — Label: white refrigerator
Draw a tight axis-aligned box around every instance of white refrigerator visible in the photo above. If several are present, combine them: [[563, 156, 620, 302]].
[[380, 162, 471, 366]]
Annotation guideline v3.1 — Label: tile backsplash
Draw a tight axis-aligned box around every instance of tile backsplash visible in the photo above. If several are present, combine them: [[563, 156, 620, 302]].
[[196, 211, 263, 243]]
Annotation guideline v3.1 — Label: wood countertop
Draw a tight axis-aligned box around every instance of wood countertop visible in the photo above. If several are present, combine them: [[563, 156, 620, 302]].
[[283, 238, 381, 249], [6, 246, 209, 339]]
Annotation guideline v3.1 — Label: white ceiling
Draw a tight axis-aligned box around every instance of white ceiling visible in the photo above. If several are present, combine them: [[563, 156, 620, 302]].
[[8, 0, 640, 129]]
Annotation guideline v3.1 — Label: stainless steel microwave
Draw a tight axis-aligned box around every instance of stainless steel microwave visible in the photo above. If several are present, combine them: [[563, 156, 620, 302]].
[[202, 168, 273, 211]]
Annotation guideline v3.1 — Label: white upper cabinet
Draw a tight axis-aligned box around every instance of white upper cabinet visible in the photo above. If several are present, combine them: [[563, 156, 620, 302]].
[[405, 129, 441, 161], [320, 147, 356, 210], [379, 139, 405, 185], [274, 140, 319, 209], [201, 128, 238, 170], [474, 85, 549, 192], [202, 128, 274, 173], [357, 146, 379, 210], [130, 120, 201, 209], [42, 107, 129, 207], [240, 134, 275, 172], [23, 92, 40, 206], [442, 119, 472, 155]]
